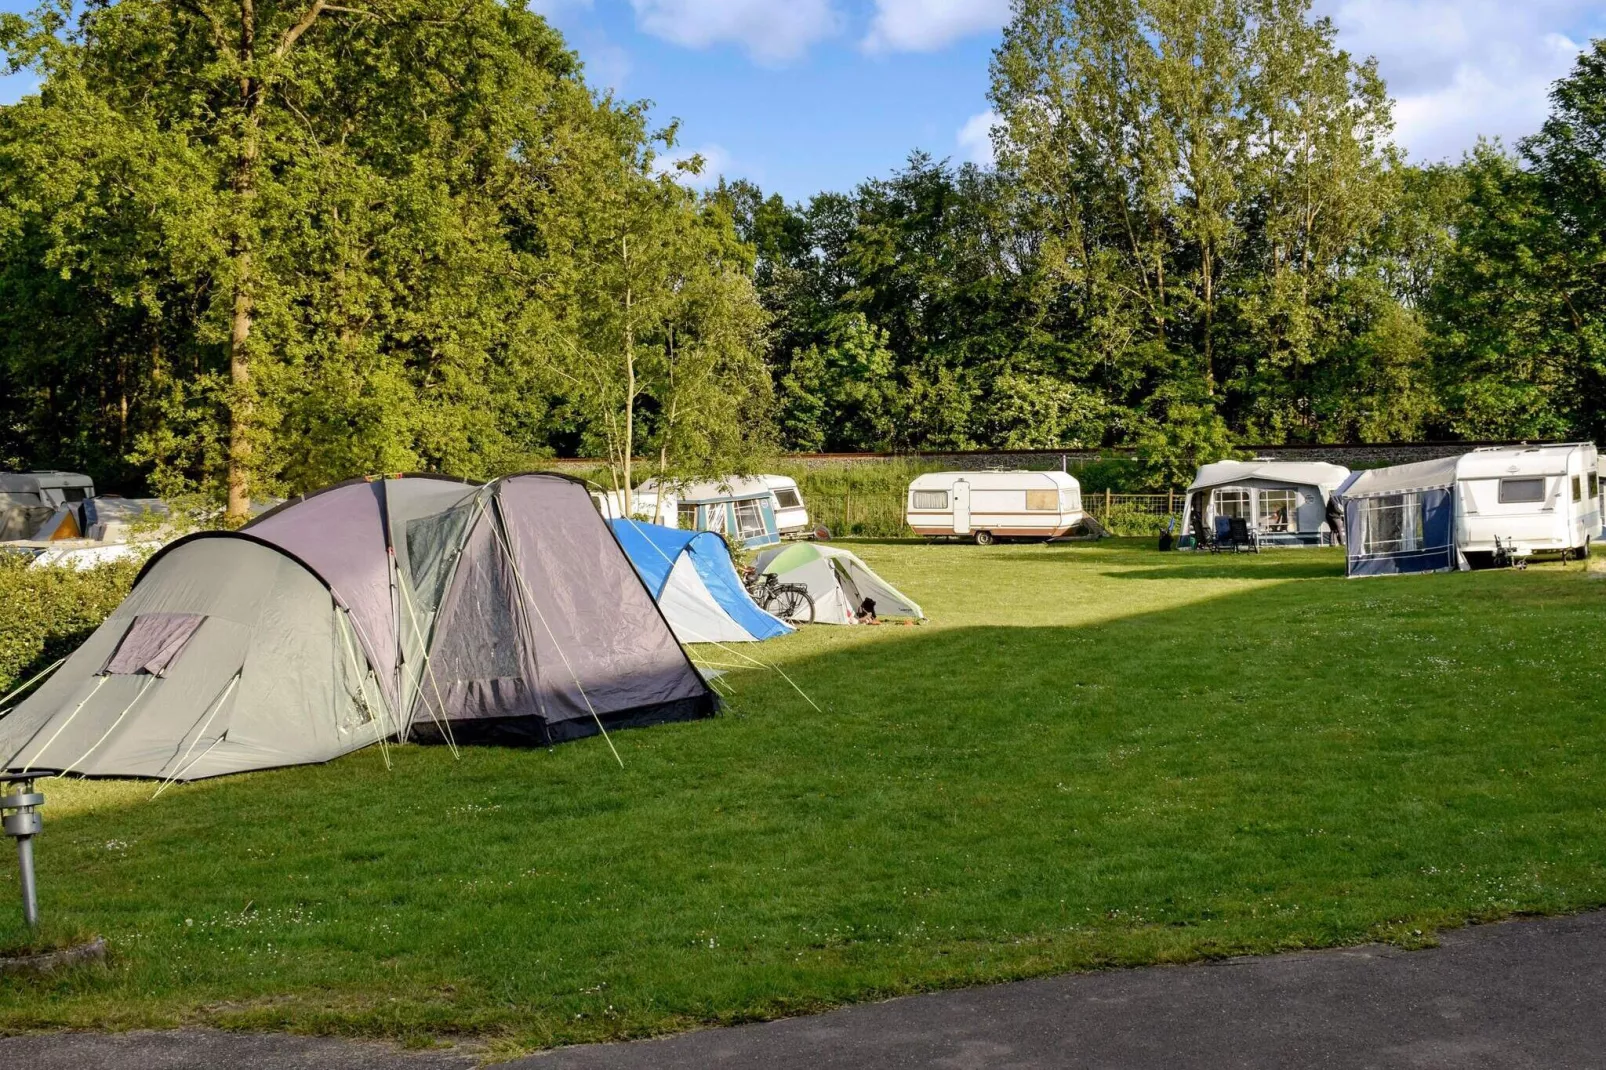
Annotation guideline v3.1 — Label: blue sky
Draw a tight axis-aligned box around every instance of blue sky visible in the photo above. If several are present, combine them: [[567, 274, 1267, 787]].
[[4, 0, 1605, 201]]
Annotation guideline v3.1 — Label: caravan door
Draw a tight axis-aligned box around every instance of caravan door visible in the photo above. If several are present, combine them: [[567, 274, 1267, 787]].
[[953, 480, 972, 535]]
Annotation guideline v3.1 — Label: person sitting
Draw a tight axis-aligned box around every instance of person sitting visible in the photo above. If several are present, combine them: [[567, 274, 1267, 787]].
[[855, 597, 879, 624]]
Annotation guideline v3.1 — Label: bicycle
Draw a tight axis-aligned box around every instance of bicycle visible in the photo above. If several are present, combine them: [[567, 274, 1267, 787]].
[[743, 569, 816, 625]]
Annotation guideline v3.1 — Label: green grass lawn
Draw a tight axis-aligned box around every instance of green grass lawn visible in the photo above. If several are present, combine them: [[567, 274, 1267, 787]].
[[2, 539, 1605, 1055]]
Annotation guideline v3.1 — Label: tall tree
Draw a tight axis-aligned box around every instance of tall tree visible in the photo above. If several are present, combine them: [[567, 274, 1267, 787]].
[[0, 0, 771, 508], [992, 0, 1414, 457]]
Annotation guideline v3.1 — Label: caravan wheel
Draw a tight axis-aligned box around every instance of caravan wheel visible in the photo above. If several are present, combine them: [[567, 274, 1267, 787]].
[[974, 530, 995, 546]]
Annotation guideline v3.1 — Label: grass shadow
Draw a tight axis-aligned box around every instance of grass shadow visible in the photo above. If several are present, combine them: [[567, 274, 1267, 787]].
[[1104, 559, 1344, 581]]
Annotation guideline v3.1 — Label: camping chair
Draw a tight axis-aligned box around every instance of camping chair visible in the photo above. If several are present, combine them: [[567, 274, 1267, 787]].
[[1209, 516, 1233, 554], [1226, 517, 1259, 554]]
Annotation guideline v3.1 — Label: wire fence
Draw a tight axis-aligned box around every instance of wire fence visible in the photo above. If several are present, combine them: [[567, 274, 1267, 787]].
[[806, 491, 1183, 538]]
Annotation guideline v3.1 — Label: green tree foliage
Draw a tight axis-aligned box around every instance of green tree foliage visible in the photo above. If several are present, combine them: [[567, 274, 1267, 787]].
[[1423, 43, 1606, 441], [2, 0, 1603, 502], [731, 0, 1525, 485], [992, 0, 1428, 458], [0, 0, 769, 512]]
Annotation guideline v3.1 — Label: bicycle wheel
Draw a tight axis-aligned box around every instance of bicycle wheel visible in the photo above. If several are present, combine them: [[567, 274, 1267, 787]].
[[767, 585, 815, 625]]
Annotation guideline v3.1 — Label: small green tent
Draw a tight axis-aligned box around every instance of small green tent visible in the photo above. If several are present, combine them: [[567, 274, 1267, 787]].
[[752, 543, 923, 624]]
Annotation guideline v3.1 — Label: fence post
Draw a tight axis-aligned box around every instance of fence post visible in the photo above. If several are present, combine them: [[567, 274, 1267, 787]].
[[1104, 488, 1111, 515], [1168, 488, 1174, 514], [845, 492, 853, 532]]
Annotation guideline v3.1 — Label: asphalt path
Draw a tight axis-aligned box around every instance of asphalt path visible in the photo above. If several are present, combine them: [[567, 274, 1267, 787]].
[[3, 910, 1602, 1069]]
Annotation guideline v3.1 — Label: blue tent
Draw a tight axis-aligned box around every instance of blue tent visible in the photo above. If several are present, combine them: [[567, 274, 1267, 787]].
[[1336, 457, 1462, 577], [610, 520, 793, 642]]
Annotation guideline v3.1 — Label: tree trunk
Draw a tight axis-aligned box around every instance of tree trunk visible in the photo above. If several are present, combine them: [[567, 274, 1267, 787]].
[[654, 324, 676, 526], [1203, 242, 1215, 395], [227, 257, 253, 522], [226, 0, 260, 523], [620, 236, 635, 510]]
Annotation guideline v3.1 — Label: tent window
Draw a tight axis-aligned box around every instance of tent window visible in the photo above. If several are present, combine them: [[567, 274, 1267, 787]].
[[102, 613, 205, 676], [1025, 490, 1058, 511], [912, 490, 948, 510], [407, 504, 474, 612], [773, 488, 803, 509], [1258, 489, 1298, 532], [1572, 476, 1582, 503], [704, 504, 728, 534], [734, 499, 768, 541], [1361, 494, 1426, 555], [1499, 478, 1545, 504], [1212, 488, 1250, 520]]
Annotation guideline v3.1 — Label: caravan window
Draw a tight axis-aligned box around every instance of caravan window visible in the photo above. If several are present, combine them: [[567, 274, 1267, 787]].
[[1212, 488, 1250, 519], [704, 504, 728, 534], [1360, 494, 1427, 554], [1025, 490, 1058, 511], [1498, 478, 1545, 504], [1592, 473, 1600, 500], [911, 490, 948, 510], [734, 499, 768, 541], [1572, 476, 1582, 503], [773, 488, 803, 509], [677, 504, 697, 529], [1257, 489, 1298, 532]]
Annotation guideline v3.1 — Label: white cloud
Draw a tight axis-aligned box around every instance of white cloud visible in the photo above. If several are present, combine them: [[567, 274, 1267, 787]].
[[863, 0, 1010, 54], [528, 0, 593, 14], [580, 38, 633, 92], [629, 0, 842, 65], [957, 109, 999, 165], [1319, 0, 1600, 160]]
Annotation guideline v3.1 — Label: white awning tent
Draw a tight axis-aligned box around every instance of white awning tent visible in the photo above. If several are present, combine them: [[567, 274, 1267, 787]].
[[1181, 460, 1351, 546]]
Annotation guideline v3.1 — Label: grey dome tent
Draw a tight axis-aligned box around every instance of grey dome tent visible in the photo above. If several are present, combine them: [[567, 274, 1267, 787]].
[[0, 474, 715, 781]]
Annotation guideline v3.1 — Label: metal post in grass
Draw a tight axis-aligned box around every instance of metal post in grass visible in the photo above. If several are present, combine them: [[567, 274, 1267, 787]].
[[1, 778, 43, 928]]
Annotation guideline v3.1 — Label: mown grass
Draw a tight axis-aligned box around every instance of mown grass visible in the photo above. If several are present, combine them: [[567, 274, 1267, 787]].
[[0, 540, 1603, 1056]]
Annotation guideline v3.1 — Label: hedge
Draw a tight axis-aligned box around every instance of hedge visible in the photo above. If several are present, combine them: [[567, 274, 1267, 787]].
[[0, 556, 139, 698]]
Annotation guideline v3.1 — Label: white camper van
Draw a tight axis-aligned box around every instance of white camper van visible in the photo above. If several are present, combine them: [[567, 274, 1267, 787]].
[[1454, 443, 1599, 560], [907, 470, 1083, 545], [760, 475, 811, 536]]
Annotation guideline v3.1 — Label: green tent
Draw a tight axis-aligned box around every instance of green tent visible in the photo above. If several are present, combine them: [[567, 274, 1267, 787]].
[[753, 543, 923, 624]]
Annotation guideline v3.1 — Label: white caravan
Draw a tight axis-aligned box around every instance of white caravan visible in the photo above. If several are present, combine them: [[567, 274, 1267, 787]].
[[907, 470, 1083, 545], [591, 486, 680, 526], [1599, 454, 1606, 540], [760, 475, 811, 536], [1454, 443, 1599, 560]]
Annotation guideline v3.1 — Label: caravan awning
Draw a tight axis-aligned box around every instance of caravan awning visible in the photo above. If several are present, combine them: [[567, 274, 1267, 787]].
[[1335, 456, 1459, 499], [1187, 461, 1350, 493]]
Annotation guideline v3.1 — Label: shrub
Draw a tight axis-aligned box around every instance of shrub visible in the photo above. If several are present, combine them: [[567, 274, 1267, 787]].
[[0, 557, 138, 698]]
